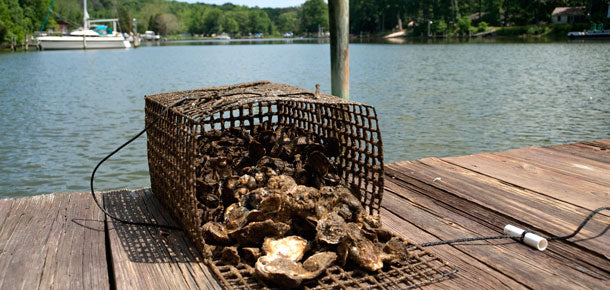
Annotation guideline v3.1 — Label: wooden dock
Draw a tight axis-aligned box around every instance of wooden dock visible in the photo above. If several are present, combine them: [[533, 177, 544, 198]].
[[1, 140, 608, 289]]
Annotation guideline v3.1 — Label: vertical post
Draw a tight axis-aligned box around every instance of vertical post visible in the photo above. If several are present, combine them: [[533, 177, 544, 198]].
[[83, 0, 87, 49], [329, 0, 349, 99]]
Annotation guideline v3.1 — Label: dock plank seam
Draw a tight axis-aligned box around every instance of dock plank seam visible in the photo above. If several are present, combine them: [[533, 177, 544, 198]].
[[104, 210, 117, 290]]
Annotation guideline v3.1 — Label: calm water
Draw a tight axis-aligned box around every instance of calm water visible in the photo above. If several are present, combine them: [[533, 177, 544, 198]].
[[1, 39, 609, 197]]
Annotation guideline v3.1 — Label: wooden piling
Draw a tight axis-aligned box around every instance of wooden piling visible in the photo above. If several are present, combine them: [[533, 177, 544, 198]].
[[329, 0, 349, 99]]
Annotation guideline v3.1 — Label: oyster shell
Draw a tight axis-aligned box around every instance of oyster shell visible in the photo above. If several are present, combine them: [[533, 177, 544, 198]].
[[224, 203, 248, 230], [266, 175, 297, 192], [348, 237, 383, 271], [302, 251, 337, 274], [283, 185, 319, 217], [201, 222, 231, 245], [229, 219, 290, 246], [241, 247, 262, 264], [259, 193, 282, 213], [382, 237, 409, 264], [263, 236, 308, 262], [316, 212, 347, 245], [245, 209, 266, 223], [255, 255, 307, 288], [221, 246, 240, 265]]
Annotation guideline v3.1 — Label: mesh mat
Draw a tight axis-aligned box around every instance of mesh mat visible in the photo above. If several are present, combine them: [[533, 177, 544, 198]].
[[144, 81, 457, 289], [206, 240, 457, 289]]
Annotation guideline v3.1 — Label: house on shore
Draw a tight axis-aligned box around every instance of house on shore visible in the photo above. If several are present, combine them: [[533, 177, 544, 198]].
[[551, 7, 586, 24]]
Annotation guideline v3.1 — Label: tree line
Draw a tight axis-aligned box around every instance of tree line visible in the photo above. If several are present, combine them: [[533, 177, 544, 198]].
[[351, 0, 609, 35], [2, 0, 609, 46], [0, 0, 330, 46]]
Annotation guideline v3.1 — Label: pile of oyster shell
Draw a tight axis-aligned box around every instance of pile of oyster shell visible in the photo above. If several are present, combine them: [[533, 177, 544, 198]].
[[196, 123, 409, 288]]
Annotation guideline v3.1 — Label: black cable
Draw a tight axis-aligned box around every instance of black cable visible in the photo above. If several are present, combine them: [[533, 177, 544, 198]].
[[90, 97, 193, 231], [548, 206, 610, 241], [412, 206, 609, 248]]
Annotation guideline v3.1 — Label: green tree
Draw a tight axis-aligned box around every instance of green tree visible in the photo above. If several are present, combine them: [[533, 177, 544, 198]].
[[248, 9, 271, 33], [203, 7, 221, 34], [155, 13, 179, 36], [457, 15, 472, 34], [432, 19, 448, 34], [220, 14, 238, 34], [118, 5, 133, 33], [477, 21, 488, 32], [277, 11, 296, 32], [300, 0, 327, 33]]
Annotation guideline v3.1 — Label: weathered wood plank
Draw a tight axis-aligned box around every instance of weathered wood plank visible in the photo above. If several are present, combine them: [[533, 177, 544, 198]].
[[0, 199, 13, 231], [583, 139, 610, 150], [442, 153, 609, 211], [495, 146, 610, 187], [548, 143, 610, 164], [380, 188, 525, 289], [104, 189, 221, 290], [0, 193, 109, 290], [387, 159, 610, 258], [381, 179, 609, 289], [384, 163, 610, 277]]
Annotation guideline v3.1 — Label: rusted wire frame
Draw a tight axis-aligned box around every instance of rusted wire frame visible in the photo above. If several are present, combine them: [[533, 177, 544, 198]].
[[144, 81, 455, 289]]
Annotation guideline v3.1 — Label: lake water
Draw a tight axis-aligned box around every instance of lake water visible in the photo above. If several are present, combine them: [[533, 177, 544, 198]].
[[1, 39, 609, 197]]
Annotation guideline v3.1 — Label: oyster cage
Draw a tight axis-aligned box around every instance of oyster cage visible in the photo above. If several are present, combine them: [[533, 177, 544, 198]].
[[145, 81, 457, 289]]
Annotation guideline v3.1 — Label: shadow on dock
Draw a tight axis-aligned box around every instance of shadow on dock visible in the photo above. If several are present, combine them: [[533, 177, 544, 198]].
[[103, 189, 202, 264]]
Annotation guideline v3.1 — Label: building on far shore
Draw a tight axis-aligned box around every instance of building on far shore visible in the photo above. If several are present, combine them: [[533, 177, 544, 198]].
[[56, 21, 70, 35], [551, 7, 586, 24]]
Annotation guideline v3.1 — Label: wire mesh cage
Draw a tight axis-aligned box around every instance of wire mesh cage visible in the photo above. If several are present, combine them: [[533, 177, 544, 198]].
[[145, 81, 456, 289]]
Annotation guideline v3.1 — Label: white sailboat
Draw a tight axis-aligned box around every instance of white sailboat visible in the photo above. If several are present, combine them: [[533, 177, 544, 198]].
[[37, 0, 130, 50]]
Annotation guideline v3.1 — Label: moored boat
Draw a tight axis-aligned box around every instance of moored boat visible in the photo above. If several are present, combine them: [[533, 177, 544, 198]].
[[568, 24, 610, 39], [37, 0, 130, 50]]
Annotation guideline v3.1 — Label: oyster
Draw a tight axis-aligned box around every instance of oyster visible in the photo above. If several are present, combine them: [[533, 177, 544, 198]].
[[381, 237, 409, 264], [341, 221, 384, 271], [283, 185, 319, 217], [348, 238, 384, 271], [241, 247, 262, 263], [221, 246, 240, 265], [316, 212, 347, 245], [224, 203, 248, 230], [266, 175, 297, 192], [263, 236, 308, 262], [245, 210, 267, 223], [302, 251, 337, 274], [239, 174, 257, 189], [229, 219, 291, 246], [201, 222, 231, 245], [242, 188, 268, 210], [306, 151, 331, 177], [255, 255, 308, 288], [259, 193, 282, 213]]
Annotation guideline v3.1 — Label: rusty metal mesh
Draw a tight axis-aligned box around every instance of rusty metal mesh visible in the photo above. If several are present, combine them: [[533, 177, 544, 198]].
[[145, 81, 456, 289], [208, 242, 456, 289]]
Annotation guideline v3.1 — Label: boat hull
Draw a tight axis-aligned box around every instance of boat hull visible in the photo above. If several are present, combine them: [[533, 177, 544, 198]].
[[38, 36, 131, 50], [567, 30, 610, 39]]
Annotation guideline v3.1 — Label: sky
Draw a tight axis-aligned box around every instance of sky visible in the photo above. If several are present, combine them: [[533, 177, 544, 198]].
[[180, 1, 307, 8]]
